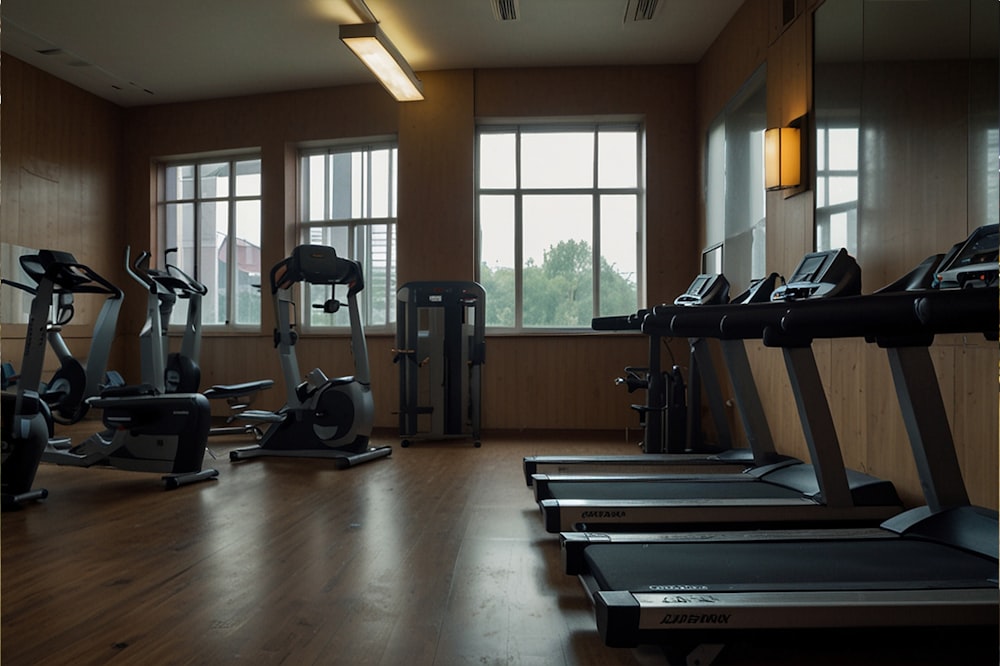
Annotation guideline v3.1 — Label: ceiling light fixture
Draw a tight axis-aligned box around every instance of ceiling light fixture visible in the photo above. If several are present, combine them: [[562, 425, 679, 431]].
[[339, 22, 424, 102]]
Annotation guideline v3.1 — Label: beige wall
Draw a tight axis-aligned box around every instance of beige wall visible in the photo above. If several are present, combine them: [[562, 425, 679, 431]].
[[2, 0, 996, 509]]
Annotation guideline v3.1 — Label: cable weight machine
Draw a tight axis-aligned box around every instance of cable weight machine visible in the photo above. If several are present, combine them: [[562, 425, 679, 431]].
[[394, 282, 485, 448]]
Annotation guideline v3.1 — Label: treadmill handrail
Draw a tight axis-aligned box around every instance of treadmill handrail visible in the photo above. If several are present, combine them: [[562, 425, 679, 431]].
[[591, 310, 646, 331], [777, 287, 998, 343]]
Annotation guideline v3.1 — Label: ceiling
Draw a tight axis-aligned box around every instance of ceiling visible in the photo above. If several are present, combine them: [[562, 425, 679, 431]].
[[1, 0, 744, 107]]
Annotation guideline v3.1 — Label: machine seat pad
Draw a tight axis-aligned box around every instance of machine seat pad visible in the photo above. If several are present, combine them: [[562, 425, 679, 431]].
[[98, 383, 160, 399], [238, 409, 286, 423], [204, 380, 275, 398]]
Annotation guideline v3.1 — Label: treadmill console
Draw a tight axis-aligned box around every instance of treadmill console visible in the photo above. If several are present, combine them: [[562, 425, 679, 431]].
[[770, 248, 862, 301], [933, 223, 998, 289], [732, 272, 781, 305], [672, 274, 730, 306]]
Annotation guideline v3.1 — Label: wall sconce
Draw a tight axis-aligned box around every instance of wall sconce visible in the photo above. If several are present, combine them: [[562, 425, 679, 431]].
[[339, 22, 424, 102], [764, 125, 801, 191]]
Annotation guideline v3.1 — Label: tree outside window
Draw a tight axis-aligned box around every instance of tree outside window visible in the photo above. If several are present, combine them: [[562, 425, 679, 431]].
[[476, 124, 644, 330]]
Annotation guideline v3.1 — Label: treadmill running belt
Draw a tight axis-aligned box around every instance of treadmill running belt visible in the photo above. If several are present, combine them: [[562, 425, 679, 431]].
[[584, 539, 997, 593], [548, 479, 805, 501]]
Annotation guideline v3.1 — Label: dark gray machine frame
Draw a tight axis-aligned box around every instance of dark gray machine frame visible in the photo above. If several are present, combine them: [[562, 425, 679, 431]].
[[524, 272, 791, 484], [127, 247, 275, 438], [14, 250, 219, 491], [557, 226, 999, 663], [575, 276, 998, 663], [2, 251, 123, 426], [230, 245, 392, 468], [395, 281, 485, 448], [536, 249, 903, 533]]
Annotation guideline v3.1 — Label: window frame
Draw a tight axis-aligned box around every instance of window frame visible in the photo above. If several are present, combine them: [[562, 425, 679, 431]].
[[156, 152, 263, 332], [297, 138, 399, 333], [475, 121, 646, 333]]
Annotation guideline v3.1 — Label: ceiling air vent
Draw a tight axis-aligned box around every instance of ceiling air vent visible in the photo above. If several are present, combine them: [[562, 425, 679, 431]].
[[624, 0, 659, 23], [491, 0, 520, 21]]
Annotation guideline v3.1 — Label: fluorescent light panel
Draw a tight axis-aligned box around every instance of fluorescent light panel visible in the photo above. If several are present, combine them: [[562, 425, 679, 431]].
[[340, 23, 424, 102]]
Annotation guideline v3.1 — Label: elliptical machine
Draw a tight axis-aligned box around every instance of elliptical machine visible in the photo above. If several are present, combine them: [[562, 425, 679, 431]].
[[23, 250, 218, 490], [229, 245, 392, 468]]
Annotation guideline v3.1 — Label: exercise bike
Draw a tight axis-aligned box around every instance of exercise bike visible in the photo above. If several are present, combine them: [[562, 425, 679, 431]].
[[2, 252, 124, 427], [127, 247, 275, 438], [229, 245, 392, 468], [0, 253, 68, 509], [26, 250, 218, 490]]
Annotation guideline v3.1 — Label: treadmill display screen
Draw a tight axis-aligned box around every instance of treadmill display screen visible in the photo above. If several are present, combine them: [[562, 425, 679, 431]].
[[935, 224, 999, 289], [788, 254, 828, 284], [950, 227, 998, 268], [687, 275, 711, 295], [673, 274, 728, 306]]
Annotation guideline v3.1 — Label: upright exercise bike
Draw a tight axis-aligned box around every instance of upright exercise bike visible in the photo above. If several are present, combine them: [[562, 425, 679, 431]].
[[0, 254, 67, 509], [2, 252, 124, 427], [230, 245, 392, 468]]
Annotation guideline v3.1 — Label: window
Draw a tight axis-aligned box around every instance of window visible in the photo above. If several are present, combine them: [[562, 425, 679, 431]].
[[476, 123, 644, 330], [704, 66, 767, 292], [299, 141, 397, 330], [159, 156, 262, 328]]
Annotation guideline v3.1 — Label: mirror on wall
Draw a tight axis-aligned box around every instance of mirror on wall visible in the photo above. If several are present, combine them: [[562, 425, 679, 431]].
[[813, 0, 999, 272], [704, 64, 767, 292]]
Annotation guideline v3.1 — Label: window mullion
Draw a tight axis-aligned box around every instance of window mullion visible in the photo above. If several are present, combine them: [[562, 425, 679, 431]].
[[192, 168, 202, 280], [363, 151, 372, 319], [514, 129, 523, 330], [635, 129, 645, 308], [224, 159, 234, 326], [592, 129, 600, 318], [387, 149, 397, 324]]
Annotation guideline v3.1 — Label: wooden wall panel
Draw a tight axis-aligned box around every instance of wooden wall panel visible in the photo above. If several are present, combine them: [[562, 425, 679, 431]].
[[397, 71, 475, 285], [480, 334, 650, 432], [1, 57, 124, 381], [946, 337, 999, 509], [696, 1, 769, 130]]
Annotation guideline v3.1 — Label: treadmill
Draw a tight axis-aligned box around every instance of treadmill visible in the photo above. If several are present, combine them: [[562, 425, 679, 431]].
[[537, 249, 901, 533], [524, 272, 793, 485], [571, 226, 998, 662]]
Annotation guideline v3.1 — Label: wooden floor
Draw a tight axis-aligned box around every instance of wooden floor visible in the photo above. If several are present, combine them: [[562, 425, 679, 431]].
[[1, 425, 995, 665]]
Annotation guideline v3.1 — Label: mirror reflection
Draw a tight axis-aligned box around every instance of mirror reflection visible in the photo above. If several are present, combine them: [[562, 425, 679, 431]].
[[813, 0, 998, 264]]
